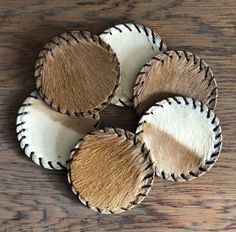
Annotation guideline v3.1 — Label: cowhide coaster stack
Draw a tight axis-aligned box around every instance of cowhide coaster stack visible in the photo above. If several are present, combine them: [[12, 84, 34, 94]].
[[16, 23, 223, 214]]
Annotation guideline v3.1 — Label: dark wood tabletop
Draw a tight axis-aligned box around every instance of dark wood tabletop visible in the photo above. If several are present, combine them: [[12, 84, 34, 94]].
[[0, 0, 235, 231]]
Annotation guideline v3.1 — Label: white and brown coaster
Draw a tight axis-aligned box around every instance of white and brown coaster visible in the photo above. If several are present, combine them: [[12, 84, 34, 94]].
[[35, 30, 120, 117], [136, 96, 222, 182], [16, 91, 100, 170], [67, 128, 155, 214], [133, 50, 218, 116], [100, 23, 167, 107]]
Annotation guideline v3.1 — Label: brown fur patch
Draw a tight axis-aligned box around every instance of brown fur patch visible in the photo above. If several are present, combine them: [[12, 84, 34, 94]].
[[70, 129, 154, 212], [134, 51, 217, 115], [140, 123, 204, 175], [37, 32, 119, 115]]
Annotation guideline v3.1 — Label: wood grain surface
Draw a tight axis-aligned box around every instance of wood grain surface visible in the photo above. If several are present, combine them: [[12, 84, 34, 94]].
[[0, 0, 235, 231]]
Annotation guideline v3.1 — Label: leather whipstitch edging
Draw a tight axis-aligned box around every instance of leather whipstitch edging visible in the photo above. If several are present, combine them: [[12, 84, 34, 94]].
[[107, 23, 166, 51]]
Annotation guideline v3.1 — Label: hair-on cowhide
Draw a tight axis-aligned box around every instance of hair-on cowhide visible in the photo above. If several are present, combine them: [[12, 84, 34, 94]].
[[67, 127, 155, 214], [133, 50, 218, 116], [35, 31, 120, 117], [100, 23, 167, 107], [16, 91, 100, 170], [136, 96, 222, 182]]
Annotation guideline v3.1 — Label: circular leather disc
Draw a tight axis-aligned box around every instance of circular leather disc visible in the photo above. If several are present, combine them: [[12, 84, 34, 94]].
[[67, 128, 155, 214], [16, 91, 100, 170], [136, 96, 222, 182], [35, 31, 120, 116], [100, 23, 167, 107], [133, 51, 218, 116]]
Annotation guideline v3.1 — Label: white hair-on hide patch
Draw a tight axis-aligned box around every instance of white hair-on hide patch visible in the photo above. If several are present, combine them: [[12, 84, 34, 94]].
[[100, 23, 167, 107], [16, 91, 99, 170]]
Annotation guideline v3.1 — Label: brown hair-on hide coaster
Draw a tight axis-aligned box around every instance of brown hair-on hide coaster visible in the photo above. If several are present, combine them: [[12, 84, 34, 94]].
[[133, 51, 218, 116], [35, 31, 120, 116], [67, 128, 155, 214]]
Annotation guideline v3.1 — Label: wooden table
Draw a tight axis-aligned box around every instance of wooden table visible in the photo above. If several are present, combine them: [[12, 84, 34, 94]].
[[0, 1, 235, 231]]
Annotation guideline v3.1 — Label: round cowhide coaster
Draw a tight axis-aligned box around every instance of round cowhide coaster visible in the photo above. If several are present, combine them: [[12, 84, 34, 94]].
[[67, 128, 155, 214], [133, 51, 218, 116], [100, 23, 167, 107], [16, 91, 100, 170], [136, 96, 222, 182], [35, 31, 120, 117]]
